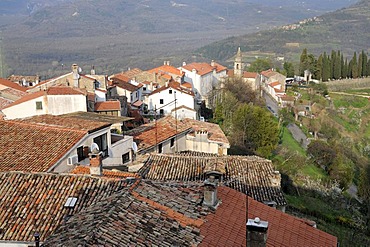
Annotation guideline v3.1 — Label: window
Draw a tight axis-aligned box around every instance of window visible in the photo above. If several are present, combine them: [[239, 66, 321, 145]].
[[36, 101, 43, 110], [169, 89, 172, 94], [93, 133, 108, 158], [94, 80, 100, 89], [158, 143, 163, 153], [160, 99, 164, 104], [170, 138, 175, 148], [77, 146, 86, 162], [159, 109, 164, 115], [143, 86, 146, 91], [122, 152, 130, 164]]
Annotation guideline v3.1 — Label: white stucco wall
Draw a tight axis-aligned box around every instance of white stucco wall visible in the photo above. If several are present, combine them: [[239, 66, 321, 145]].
[[171, 108, 196, 120], [148, 87, 194, 115], [2, 95, 47, 120], [48, 95, 87, 115], [95, 90, 106, 102]]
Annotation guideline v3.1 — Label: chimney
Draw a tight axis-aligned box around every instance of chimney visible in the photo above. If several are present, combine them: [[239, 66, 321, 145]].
[[203, 175, 220, 209], [182, 61, 186, 66], [72, 64, 80, 88], [89, 152, 103, 176], [247, 217, 269, 247], [91, 65, 96, 75], [211, 60, 215, 67], [165, 80, 169, 87], [164, 61, 167, 65], [167, 61, 170, 66]]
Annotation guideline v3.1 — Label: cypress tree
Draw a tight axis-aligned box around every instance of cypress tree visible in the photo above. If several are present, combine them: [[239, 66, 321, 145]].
[[331, 50, 336, 79], [352, 52, 358, 79], [299, 48, 308, 76], [316, 54, 323, 80], [362, 50, 368, 77], [358, 51, 363, 78], [342, 58, 348, 79], [322, 52, 330, 82]]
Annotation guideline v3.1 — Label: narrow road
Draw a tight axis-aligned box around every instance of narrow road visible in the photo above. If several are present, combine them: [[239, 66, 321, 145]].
[[287, 123, 310, 149]]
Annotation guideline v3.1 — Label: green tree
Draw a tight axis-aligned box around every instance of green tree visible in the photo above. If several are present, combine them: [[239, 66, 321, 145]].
[[299, 48, 309, 76], [322, 52, 330, 82], [307, 140, 336, 171], [333, 50, 341, 79], [231, 104, 279, 157], [248, 58, 272, 73], [316, 54, 323, 80], [329, 153, 354, 190], [358, 51, 363, 78], [351, 52, 358, 78], [361, 50, 368, 77], [283, 61, 295, 77]]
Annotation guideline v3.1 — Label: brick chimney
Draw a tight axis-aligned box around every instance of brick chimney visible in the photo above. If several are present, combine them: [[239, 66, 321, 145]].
[[247, 217, 269, 247], [89, 152, 102, 176]]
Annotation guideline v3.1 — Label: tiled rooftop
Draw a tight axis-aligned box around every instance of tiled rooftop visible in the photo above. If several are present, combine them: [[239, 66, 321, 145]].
[[0, 97, 12, 110], [0, 171, 128, 242], [111, 78, 141, 92], [12, 114, 111, 133], [126, 116, 192, 152], [182, 118, 230, 145], [182, 62, 227, 76], [94, 100, 121, 111], [147, 65, 183, 77], [0, 78, 28, 92], [149, 80, 194, 96], [0, 120, 86, 172], [0, 87, 27, 98], [248, 196, 338, 246], [43, 181, 206, 246], [71, 166, 138, 180], [139, 153, 286, 206]]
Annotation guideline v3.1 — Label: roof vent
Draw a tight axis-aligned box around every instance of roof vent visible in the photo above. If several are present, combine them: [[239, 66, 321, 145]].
[[64, 197, 78, 208]]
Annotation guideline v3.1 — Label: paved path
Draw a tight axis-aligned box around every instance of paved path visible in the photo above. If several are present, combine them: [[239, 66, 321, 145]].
[[287, 123, 310, 149]]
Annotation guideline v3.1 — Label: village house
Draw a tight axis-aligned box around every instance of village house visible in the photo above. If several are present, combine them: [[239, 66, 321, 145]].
[[0, 78, 28, 116], [126, 116, 229, 155], [107, 77, 143, 104], [146, 80, 194, 117], [0, 113, 134, 173], [147, 61, 184, 83], [180, 60, 227, 106], [7, 74, 40, 87], [27, 64, 106, 94], [1, 86, 87, 120]]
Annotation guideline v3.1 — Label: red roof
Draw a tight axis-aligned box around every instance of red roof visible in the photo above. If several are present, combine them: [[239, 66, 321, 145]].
[[248, 196, 338, 246], [147, 65, 183, 77], [182, 62, 226, 76], [269, 81, 281, 87], [3, 86, 86, 109], [71, 166, 138, 180], [110, 73, 130, 83], [149, 80, 194, 96], [94, 101, 121, 111], [243, 71, 258, 78], [0, 78, 27, 92]]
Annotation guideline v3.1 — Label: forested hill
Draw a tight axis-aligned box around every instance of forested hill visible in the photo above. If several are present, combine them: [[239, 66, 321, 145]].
[[0, 0, 357, 77], [196, 0, 370, 63]]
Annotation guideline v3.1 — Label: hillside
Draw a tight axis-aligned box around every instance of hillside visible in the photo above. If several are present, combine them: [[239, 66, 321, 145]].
[[0, 0, 357, 77], [197, 0, 369, 64]]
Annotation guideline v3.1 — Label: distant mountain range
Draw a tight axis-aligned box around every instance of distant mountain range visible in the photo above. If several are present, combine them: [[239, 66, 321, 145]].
[[0, 0, 359, 77], [197, 0, 370, 64]]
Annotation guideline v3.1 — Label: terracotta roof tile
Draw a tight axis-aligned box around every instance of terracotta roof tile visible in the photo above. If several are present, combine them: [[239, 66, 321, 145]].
[[147, 65, 183, 77], [126, 116, 192, 152], [182, 62, 227, 76], [0, 97, 12, 110], [0, 120, 86, 172], [12, 114, 111, 133], [121, 68, 143, 79], [248, 196, 338, 246], [94, 100, 121, 111], [0, 171, 127, 242], [71, 166, 138, 179], [0, 87, 27, 98], [149, 80, 194, 96], [111, 78, 140, 92], [2, 90, 44, 109], [46, 86, 86, 95], [138, 153, 286, 206], [0, 78, 27, 92], [182, 118, 229, 145]]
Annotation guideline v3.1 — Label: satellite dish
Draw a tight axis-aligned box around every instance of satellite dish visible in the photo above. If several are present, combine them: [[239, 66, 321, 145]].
[[132, 142, 138, 153], [91, 143, 100, 154]]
